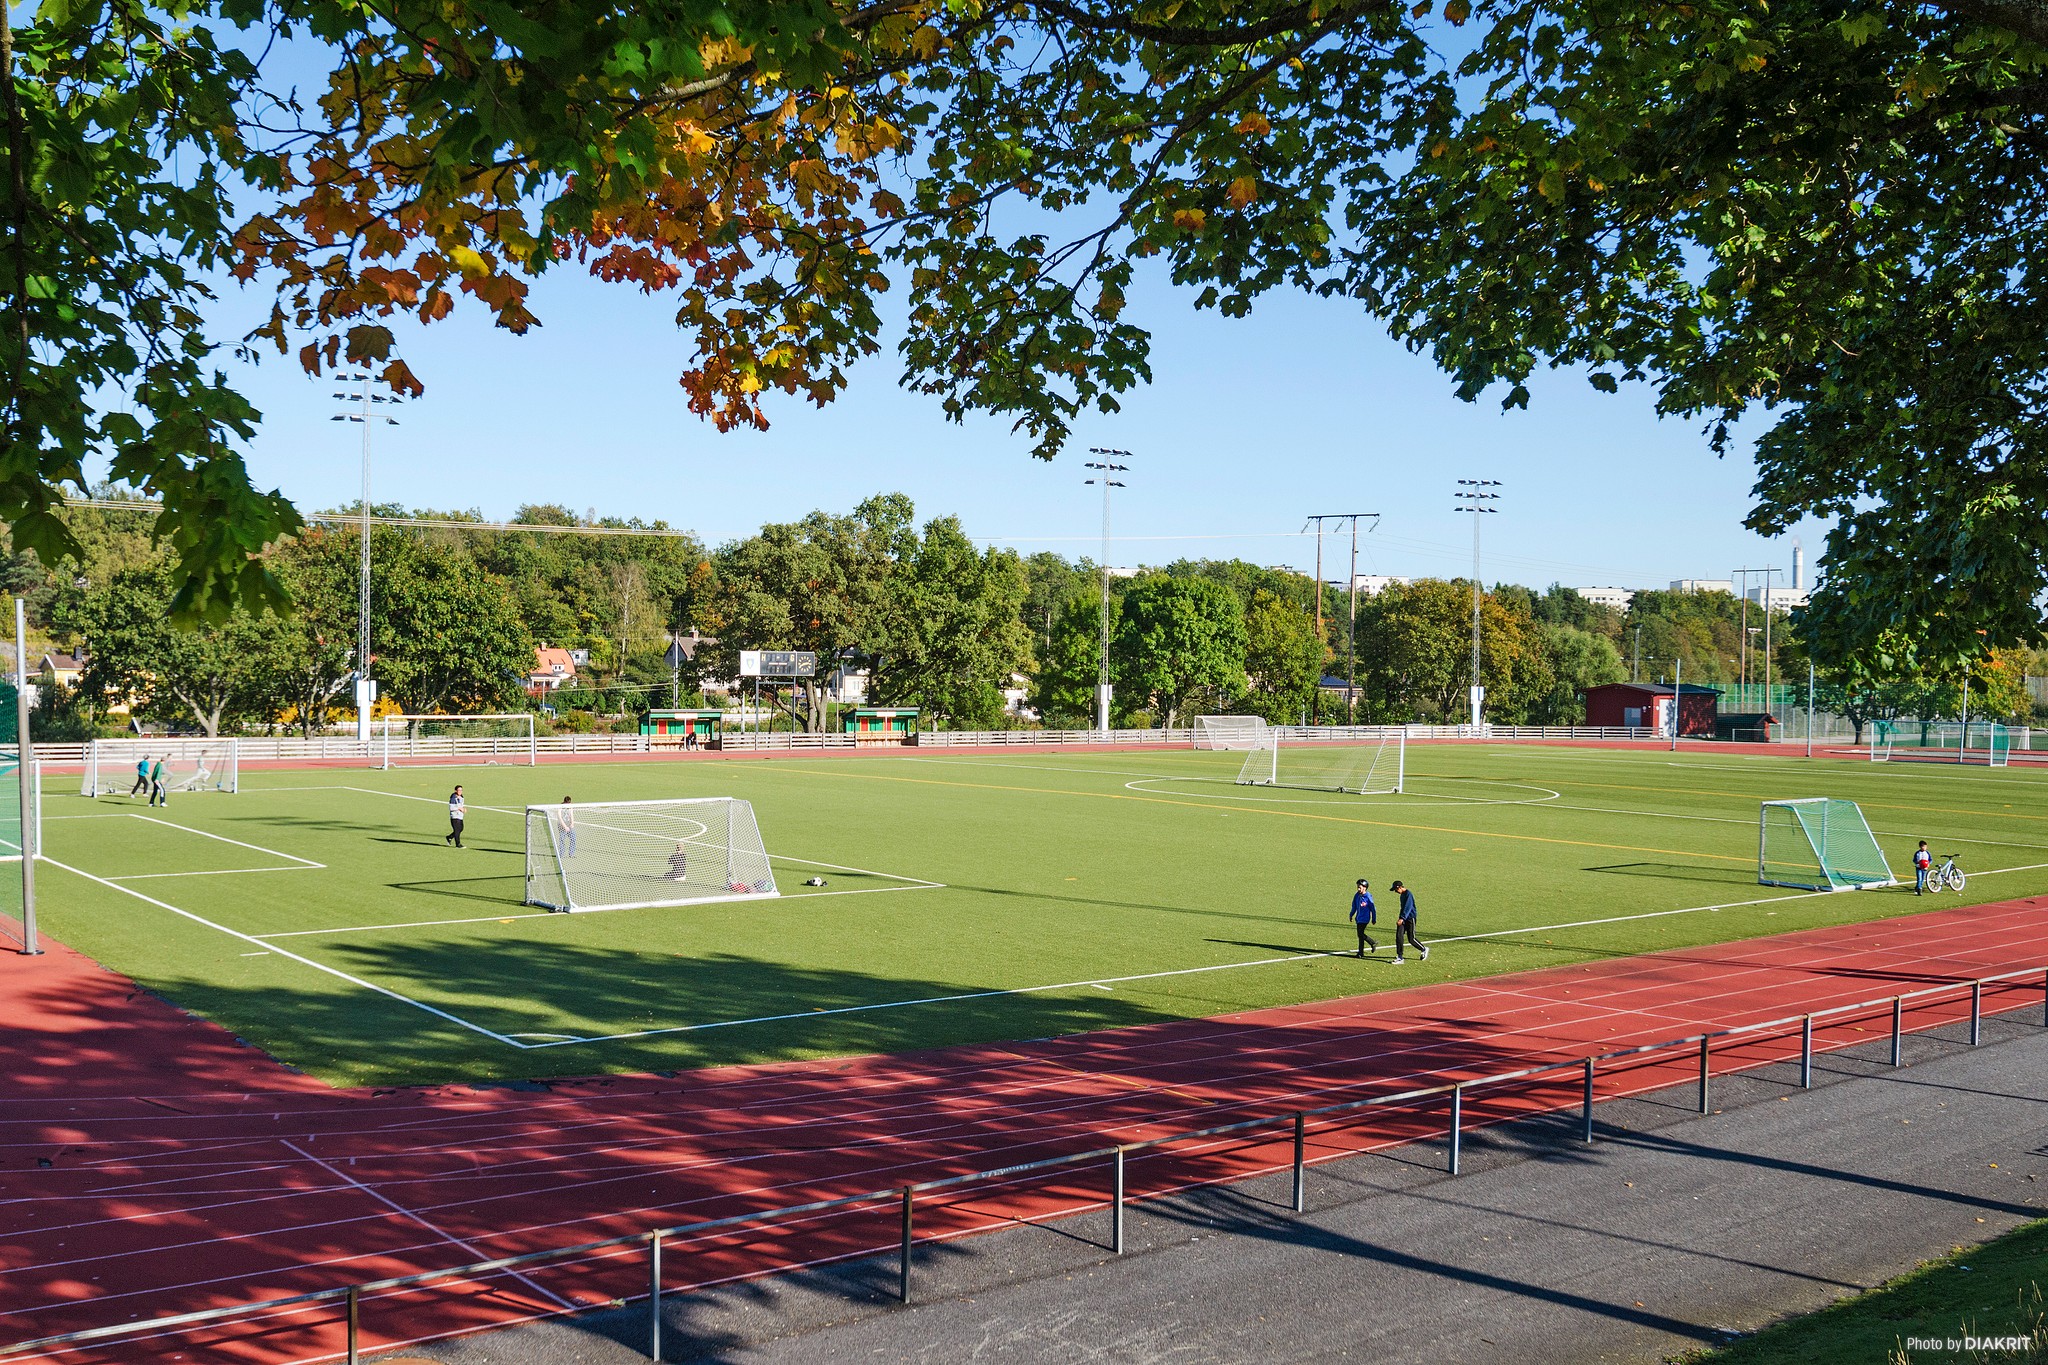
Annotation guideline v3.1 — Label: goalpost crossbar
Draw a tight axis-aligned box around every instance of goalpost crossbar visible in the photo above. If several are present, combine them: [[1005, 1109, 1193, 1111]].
[[524, 796, 777, 912], [377, 714, 537, 769], [1235, 732, 1404, 795]]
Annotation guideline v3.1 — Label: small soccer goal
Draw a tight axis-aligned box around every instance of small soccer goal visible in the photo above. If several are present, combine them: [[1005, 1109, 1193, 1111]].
[[1870, 720, 1895, 762], [1194, 716, 1270, 750], [1968, 722, 2012, 767], [377, 714, 537, 769], [1759, 798, 1895, 891], [524, 797, 778, 912], [1236, 732, 1404, 795], [81, 739, 239, 797]]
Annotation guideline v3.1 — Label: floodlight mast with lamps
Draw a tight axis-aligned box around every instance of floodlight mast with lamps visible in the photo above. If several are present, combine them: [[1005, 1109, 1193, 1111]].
[[1304, 513, 1380, 722], [331, 374, 401, 743], [1085, 449, 1130, 733], [1454, 480, 1502, 729]]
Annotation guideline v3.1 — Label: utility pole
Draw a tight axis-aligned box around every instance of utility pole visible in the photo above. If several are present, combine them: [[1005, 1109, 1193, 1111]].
[[12, 597, 38, 955], [1759, 566, 1780, 713], [1306, 513, 1379, 725], [1085, 450, 1130, 734], [1454, 481, 1502, 730], [332, 374, 400, 744]]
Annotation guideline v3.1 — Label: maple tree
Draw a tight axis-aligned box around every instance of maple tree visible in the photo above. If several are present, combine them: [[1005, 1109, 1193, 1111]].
[[4, 0, 2044, 670]]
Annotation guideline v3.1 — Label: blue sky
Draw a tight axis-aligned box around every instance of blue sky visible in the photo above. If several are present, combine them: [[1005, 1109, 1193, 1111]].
[[196, 255, 1827, 594]]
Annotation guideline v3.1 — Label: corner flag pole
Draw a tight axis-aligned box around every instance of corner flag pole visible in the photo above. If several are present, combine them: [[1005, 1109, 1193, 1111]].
[[14, 598, 40, 955]]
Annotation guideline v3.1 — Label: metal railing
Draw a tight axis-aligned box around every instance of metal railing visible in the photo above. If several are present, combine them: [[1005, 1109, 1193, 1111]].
[[7, 966, 2042, 1364]]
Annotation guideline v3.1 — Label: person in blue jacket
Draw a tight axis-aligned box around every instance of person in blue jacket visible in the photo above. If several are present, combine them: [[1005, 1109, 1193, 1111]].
[[1349, 879, 1378, 958]]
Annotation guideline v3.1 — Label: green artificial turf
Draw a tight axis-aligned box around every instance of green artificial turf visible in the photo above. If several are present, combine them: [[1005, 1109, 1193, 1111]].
[[18, 743, 2048, 1087], [1685, 1217, 2048, 1364]]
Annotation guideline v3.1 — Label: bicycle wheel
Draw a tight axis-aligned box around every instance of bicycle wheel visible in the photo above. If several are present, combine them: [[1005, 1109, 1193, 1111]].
[[1947, 867, 1966, 892]]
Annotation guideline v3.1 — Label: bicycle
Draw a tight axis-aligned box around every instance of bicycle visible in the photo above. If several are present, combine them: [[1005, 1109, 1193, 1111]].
[[1928, 853, 1966, 893]]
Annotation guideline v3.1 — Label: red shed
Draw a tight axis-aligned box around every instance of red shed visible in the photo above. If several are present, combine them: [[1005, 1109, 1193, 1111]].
[[1582, 682, 1718, 737]]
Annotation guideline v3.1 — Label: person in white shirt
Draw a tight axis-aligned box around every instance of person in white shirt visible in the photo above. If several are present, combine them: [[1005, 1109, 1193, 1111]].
[[445, 785, 466, 847], [554, 796, 576, 858]]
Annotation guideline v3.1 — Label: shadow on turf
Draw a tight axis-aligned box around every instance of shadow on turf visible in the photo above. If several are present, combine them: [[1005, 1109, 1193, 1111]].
[[1586, 862, 1759, 885]]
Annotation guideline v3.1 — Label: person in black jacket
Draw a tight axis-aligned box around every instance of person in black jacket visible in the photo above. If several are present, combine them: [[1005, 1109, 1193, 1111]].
[[1390, 880, 1429, 964]]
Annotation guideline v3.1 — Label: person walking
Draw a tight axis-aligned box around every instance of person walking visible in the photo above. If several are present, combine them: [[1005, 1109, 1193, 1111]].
[[555, 796, 577, 858], [127, 754, 151, 797], [1349, 879, 1378, 958], [445, 785, 466, 847], [146, 754, 168, 808], [1390, 880, 1429, 964], [1913, 840, 1932, 895]]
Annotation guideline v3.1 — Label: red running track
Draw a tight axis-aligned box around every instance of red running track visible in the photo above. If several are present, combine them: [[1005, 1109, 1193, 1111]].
[[3, 899, 2047, 1363]]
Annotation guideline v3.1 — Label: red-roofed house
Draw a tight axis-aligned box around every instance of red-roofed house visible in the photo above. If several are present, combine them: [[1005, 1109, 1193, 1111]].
[[530, 645, 578, 694]]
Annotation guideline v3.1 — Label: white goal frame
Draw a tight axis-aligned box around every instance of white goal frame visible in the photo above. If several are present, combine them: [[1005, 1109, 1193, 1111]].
[[1194, 716, 1270, 750], [81, 739, 240, 796], [1759, 797, 1895, 891], [376, 713, 537, 769], [524, 796, 778, 912], [1236, 732, 1404, 794]]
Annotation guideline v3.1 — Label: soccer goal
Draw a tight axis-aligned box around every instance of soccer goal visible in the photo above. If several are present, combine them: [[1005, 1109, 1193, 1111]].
[[1236, 732, 1404, 794], [377, 714, 537, 769], [1759, 798, 1895, 891], [1869, 720, 1895, 762], [524, 797, 778, 912], [1194, 715, 1270, 750], [81, 739, 239, 797], [1967, 722, 2012, 767]]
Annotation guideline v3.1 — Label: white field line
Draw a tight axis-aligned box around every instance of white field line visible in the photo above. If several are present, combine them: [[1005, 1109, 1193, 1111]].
[[534, 858, 2048, 1049], [255, 882, 948, 941], [1122, 775, 1561, 808], [109, 868, 321, 881], [280, 1141, 575, 1310], [126, 814, 326, 868], [39, 856, 529, 1050]]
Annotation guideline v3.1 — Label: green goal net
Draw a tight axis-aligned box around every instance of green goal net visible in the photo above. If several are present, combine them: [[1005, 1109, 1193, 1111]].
[[1759, 798, 1895, 891]]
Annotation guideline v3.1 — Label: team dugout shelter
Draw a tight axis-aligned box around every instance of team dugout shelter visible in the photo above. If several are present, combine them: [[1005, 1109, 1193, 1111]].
[[640, 710, 723, 745], [1582, 682, 1719, 738], [843, 708, 918, 744]]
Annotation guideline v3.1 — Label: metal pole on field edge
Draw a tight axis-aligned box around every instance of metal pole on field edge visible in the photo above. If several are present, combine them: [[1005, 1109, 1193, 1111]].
[[1582, 1058, 1596, 1143], [1971, 980, 1982, 1046], [1697, 1036, 1711, 1113], [1111, 1147, 1126, 1254], [1800, 1015, 1813, 1089], [648, 1230, 663, 1361], [1291, 1113, 1307, 1212], [1891, 997, 1904, 1066], [345, 1284, 359, 1365], [1447, 1085, 1463, 1174], [13, 598, 39, 955], [1671, 656, 1682, 752], [899, 1188, 914, 1303], [1807, 659, 1815, 759]]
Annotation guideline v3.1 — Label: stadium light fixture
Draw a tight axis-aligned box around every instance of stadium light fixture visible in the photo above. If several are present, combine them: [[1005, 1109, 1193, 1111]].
[[1085, 449, 1131, 734], [334, 373, 402, 745], [1453, 480, 1502, 730]]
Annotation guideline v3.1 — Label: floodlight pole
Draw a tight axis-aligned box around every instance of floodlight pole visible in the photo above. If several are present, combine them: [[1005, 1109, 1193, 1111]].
[[1306, 514, 1379, 725], [333, 374, 400, 744], [1085, 450, 1130, 734], [13, 597, 38, 954], [1454, 482, 1501, 730]]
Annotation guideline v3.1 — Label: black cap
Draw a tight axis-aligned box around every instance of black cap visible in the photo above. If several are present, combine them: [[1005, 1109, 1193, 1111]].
[[1356, 879, 1369, 887]]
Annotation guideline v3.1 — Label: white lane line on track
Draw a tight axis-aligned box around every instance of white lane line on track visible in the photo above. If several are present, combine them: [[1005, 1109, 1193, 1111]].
[[38, 856, 528, 1050]]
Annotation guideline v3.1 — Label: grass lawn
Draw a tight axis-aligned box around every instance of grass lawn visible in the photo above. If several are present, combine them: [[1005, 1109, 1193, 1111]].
[[18, 742, 2048, 1087], [1686, 1217, 2048, 1364]]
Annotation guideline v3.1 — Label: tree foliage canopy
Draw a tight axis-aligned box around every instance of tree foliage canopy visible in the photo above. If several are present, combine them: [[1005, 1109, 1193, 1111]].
[[7, 0, 2043, 660]]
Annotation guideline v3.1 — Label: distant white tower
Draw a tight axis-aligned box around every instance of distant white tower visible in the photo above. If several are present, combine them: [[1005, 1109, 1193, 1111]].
[[1792, 539, 1804, 591]]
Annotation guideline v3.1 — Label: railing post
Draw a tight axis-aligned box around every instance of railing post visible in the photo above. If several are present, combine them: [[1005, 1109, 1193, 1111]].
[[648, 1230, 663, 1362], [1111, 1147, 1125, 1255], [1800, 1014, 1813, 1089], [1582, 1057, 1595, 1143], [1892, 996, 1904, 1066], [1971, 980, 1983, 1046], [1447, 1085, 1463, 1174], [898, 1187, 914, 1304], [345, 1285, 359, 1365], [2042, 967, 2047, 1029], [1697, 1036, 1711, 1113], [1291, 1113, 1306, 1213]]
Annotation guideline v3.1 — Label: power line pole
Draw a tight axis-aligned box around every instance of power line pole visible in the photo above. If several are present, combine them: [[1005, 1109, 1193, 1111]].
[[332, 375, 400, 744], [1306, 513, 1379, 724], [1085, 449, 1130, 734], [1454, 481, 1502, 730]]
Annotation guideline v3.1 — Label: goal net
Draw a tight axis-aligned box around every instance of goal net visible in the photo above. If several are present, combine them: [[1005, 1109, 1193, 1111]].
[[377, 714, 537, 768], [1759, 798, 1895, 891], [1869, 720, 1894, 762], [1194, 716, 1270, 750], [1237, 733, 1404, 795], [525, 797, 778, 912], [81, 739, 239, 797]]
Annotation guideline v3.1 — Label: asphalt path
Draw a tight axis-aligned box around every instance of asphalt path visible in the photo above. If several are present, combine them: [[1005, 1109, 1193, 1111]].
[[385, 1011, 2048, 1364]]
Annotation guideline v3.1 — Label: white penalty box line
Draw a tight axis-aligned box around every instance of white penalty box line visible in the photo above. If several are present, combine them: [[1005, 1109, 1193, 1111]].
[[102, 814, 327, 881]]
